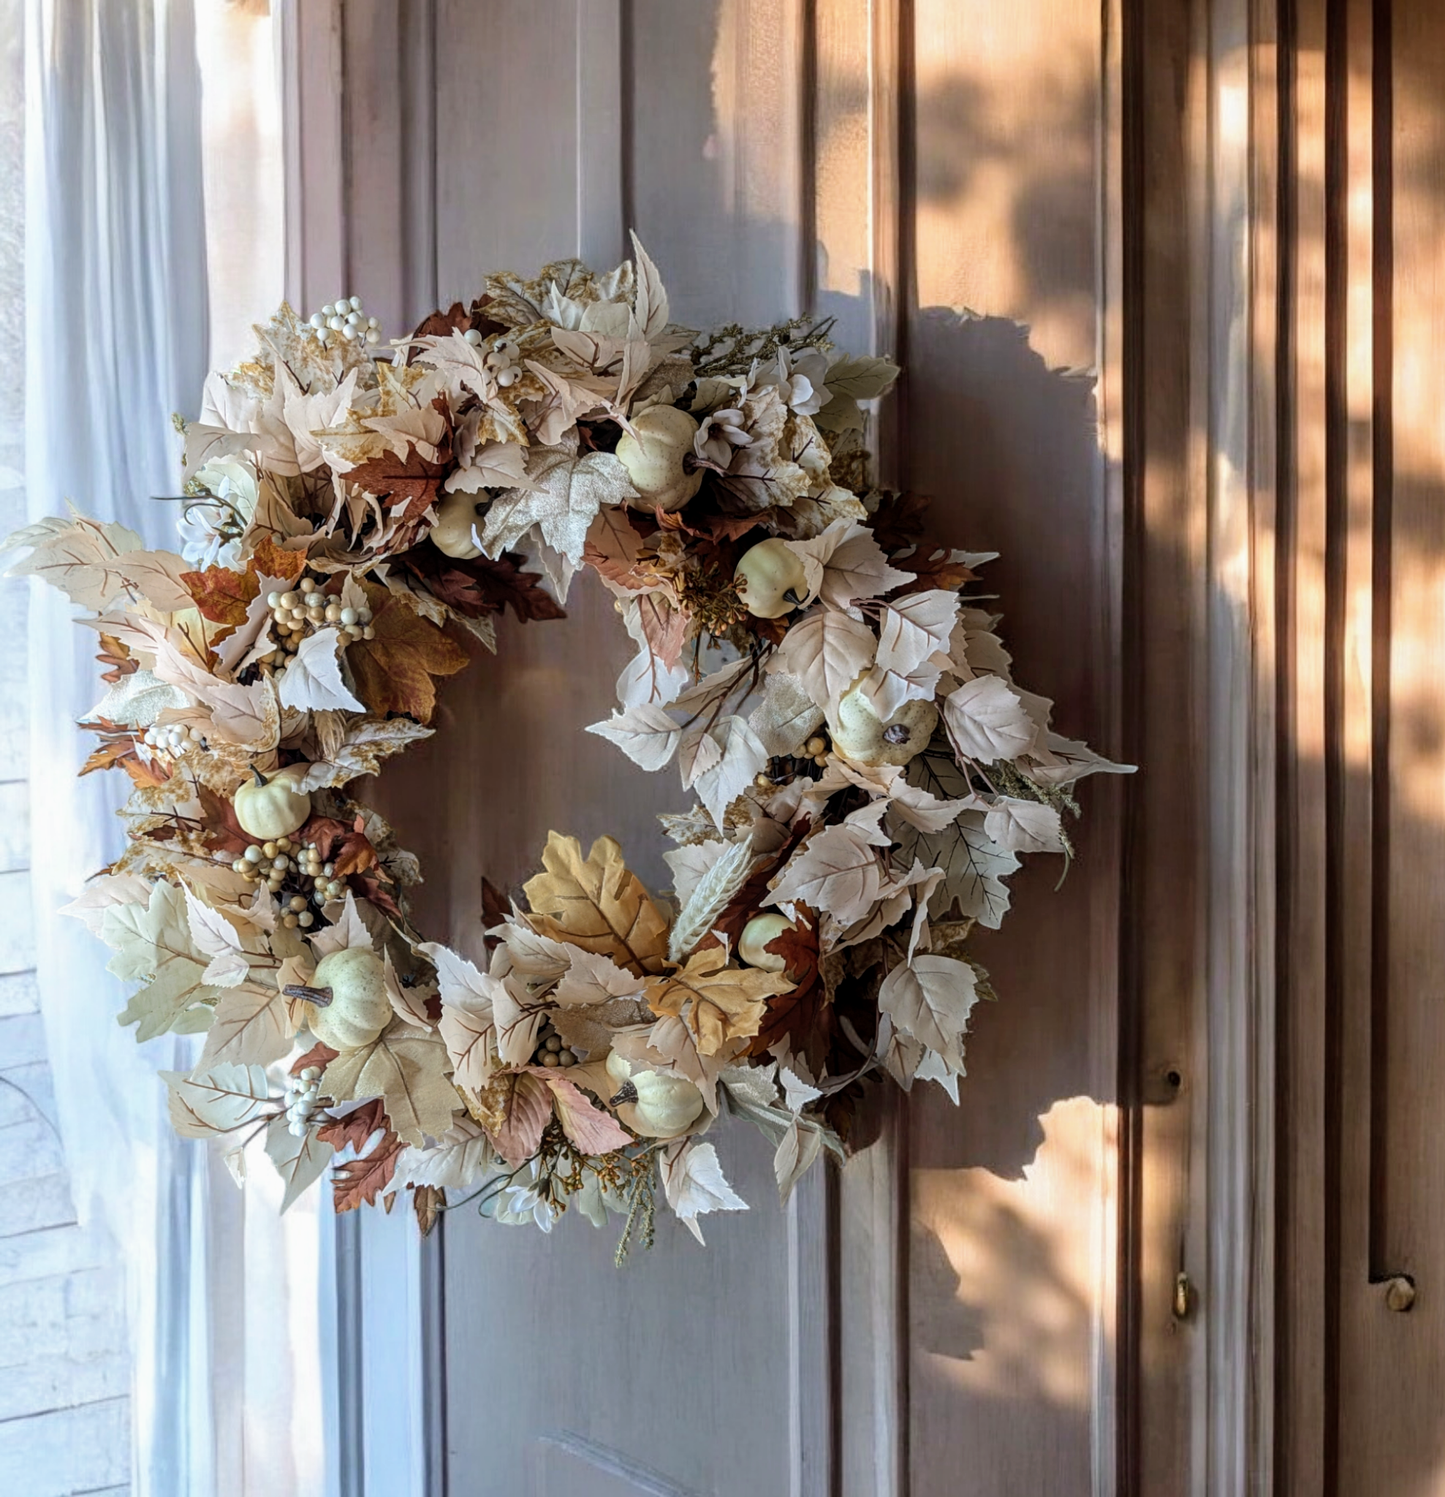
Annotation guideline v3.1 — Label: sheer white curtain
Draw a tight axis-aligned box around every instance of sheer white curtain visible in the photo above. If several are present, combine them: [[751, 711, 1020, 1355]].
[[25, 2, 329, 1492]]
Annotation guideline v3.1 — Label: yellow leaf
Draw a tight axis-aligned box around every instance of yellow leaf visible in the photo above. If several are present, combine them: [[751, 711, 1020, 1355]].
[[644, 946, 790, 1056], [522, 832, 670, 976]]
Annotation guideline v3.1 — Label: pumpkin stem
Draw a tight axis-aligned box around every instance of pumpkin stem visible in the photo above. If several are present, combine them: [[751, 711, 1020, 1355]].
[[608, 1081, 639, 1107], [250, 765, 269, 788], [283, 983, 334, 1008]]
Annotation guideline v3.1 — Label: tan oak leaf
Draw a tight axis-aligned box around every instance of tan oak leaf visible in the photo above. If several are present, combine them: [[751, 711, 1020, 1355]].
[[522, 832, 669, 975], [644, 947, 788, 1056]]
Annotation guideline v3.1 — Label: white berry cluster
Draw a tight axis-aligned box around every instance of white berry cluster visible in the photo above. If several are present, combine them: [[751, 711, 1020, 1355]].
[[310, 295, 381, 347], [229, 834, 351, 922], [261, 575, 376, 667], [530, 1016, 578, 1069], [463, 330, 521, 388], [298, 841, 349, 906], [283, 1067, 324, 1137], [141, 722, 207, 757]]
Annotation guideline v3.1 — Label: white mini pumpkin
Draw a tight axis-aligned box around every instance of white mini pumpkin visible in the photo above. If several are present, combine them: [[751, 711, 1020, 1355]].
[[737, 912, 796, 972], [233, 764, 313, 841], [832, 684, 939, 767], [605, 1050, 705, 1138], [430, 489, 486, 559], [734, 538, 809, 619], [302, 947, 392, 1051], [616, 405, 704, 512]]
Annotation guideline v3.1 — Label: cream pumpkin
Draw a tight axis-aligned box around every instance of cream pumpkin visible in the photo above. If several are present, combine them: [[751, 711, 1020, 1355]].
[[605, 1050, 705, 1139], [233, 764, 312, 841], [616, 405, 704, 512], [737, 912, 796, 972], [302, 947, 392, 1051], [734, 538, 809, 618], [832, 684, 938, 767], [430, 489, 486, 559]]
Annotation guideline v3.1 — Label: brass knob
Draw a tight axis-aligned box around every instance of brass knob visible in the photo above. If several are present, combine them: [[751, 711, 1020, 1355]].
[[1383, 1275, 1416, 1313]]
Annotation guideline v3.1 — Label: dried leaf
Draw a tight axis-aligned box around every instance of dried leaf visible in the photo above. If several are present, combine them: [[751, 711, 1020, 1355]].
[[658, 1139, 748, 1244], [644, 947, 787, 1056], [182, 563, 262, 626], [522, 832, 670, 976], [398, 546, 565, 624], [346, 580, 470, 723], [264, 1115, 333, 1212], [161, 1062, 272, 1138]]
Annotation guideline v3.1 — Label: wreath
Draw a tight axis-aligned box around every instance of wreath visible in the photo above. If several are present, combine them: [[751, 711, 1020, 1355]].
[[8, 238, 1127, 1252]]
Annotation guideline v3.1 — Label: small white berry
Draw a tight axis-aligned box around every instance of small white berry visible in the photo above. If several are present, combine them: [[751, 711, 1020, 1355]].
[[349, 295, 362, 311]]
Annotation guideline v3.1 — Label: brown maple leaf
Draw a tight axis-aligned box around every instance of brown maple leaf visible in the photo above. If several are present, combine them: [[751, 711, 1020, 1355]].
[[96, 634, 138, 684], [195, 783, 254, 857], [182, 563, 261, 627], [406, 298, 504, 363], [745, 910, 831, 1070], [78, 720, 170, 788], [317, 1097, 389, 1152], [345, 580, 470, 723], [398, 546, 565, 624], [886, 544, 976, 598], [868, 491, 932, 551], [697, 512, 768, 543], [351, 869, 403, 921], [291, 1041, 339, 1077], [345, 397, 454, 527], [320, 1099, 407, 1213], [481, 877, 510, 930]]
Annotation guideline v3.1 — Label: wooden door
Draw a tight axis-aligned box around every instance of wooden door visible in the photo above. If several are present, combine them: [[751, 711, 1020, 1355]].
[[284, 2, 1151, 1493]]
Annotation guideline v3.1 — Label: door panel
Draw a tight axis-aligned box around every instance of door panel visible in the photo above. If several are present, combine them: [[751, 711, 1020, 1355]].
[[323, 2, 1127, 1492]]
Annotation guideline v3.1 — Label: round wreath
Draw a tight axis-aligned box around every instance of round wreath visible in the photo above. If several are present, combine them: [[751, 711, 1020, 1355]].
[[9, 239, 1127, 1251]]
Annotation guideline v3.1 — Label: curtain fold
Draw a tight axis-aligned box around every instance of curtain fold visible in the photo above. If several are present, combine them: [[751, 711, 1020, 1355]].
[[24, 4, 327, 1492]]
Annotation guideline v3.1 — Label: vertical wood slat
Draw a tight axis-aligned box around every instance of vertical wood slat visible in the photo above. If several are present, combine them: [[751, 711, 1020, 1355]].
[[1119, 0, 1205, 1489]]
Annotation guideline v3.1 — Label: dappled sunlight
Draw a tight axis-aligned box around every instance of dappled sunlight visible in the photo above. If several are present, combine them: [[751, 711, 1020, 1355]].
[[912, 1, 1099, 372], [912, 1096, 1114, 1410]]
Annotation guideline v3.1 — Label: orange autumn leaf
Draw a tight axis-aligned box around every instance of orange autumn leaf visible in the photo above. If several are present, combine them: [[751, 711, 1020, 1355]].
[[181, 563, 260, 627], [345, 580, 469, 724], [252, 535, 307, 583]]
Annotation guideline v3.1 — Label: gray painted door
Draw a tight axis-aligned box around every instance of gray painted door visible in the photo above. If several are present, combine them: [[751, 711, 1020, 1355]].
[[318, 2, 1125, 1492]]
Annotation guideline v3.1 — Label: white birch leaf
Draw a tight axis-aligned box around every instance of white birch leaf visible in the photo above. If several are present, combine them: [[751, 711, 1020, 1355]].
[[264, 1115, 334, 1212], [659, 1139, 748, 1244], [162, 1062, 272, 1139], [942, 674, 1038, 763], [769, 608, 876, 717], [877, 954, 979, 1072], [586, 703, 681, 771], [278, 627, 365, 713]]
